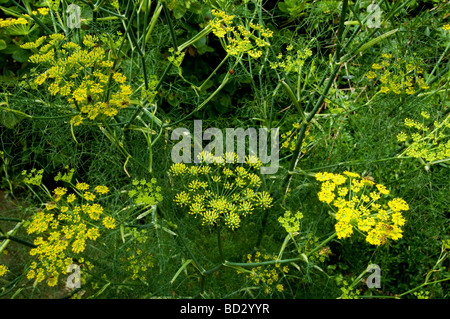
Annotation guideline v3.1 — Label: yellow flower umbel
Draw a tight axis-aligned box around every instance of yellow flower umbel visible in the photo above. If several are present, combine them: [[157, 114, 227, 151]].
[[20, 33, 133, 126], [278, 210, 303, 233], [209, 9, 273, 59], [0, 16, 28, 28], [127, 178, 163, 206], [270, 44, 312, 73], [0, 264, 9, 277], [0, 7, 50, 35], [398, 112, 450, 164], [170, 152, 273, 230], [280, 122, 314, 154], [366, 53, 430, 95], [25, 177, 114, 287], [243, 252, 288, 294], [315, 171, 408, 246], [121, 247, 154, 281]]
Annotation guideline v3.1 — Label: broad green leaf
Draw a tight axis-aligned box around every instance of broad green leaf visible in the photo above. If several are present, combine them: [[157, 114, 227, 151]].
[[12, 48, 31, 63], [0, 111, 19, 129]]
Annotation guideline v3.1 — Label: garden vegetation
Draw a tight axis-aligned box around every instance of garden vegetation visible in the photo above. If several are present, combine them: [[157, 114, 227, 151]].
[[0, 0, 449, 299]]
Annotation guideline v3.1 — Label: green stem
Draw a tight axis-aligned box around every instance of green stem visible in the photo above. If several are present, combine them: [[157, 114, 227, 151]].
[[197, 54, 230, 92], [228, 231, 337, 269], [0, 107, 78, 120], [223, 256, 303, 268], [429, 44, 450, 82], [176, 229, 205, 273], [281, 80, 307, 124], [0, 221, 24, 253], [217, 225, 224, 263], [203, 263, 223, 276], [144, 0, 163, 46], [0, 234, 37, 249], [177, 24, 213, 52], [124, 62, 172, 129], [104, 0, 134, 102], [305, 232, 337, 258], [397, 278, 450, 298], [162, 56, 240, 128], [162, 2, 178, 49], [333, 0, 349, 63]]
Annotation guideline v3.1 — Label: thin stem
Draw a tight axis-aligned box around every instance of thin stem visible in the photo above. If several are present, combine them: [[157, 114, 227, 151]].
[[217, 226, 224, 263], [162, 55, 241, 128], [223, 256, 303, 268], [197, 54, 230, 92], [333, 0, 349, 63], [144, 0, 163, 46], [203, 263, 223, 275], [177, 24, 213, 52], [162, 2, 178, 49], [0, 235, 37, 249], [176, 229, 205, 273], [305, 232, 337, 258]]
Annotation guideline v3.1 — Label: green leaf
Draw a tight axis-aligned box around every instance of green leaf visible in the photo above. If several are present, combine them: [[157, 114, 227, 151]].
[[278, 2, 289, 13], [173, 4, 187, 19], [192, 36, 215, 55], [0, 111, 19, 129], [12, 48, 31, 63], [81, 5, 93, 25], [0, 40, 7, 51], [120, 224, 125, 243]]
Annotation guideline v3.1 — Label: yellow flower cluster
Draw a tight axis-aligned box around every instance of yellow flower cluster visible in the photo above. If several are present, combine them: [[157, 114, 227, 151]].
[[25, 181, 115, 286], [0, 17, 28, 28], [0, 8, 49, 33], [0, 264, 8, 277], [244, 252, 288, 294], [443, 24, 450, 32], [339, 280, 361, 299], [170, 152, 273, 230], [210, 9, 273, 58], [21, 168, 44, 186], [278, 210, 303, 233], [280, 122, 314, 153], [270, 44, 312, 73], [298, 233, 331, 263], [121, 247, 154, 281], [20, 33, 133, 126], [414, 290, 431, 299], [397, 112, 450, 163], [54, 166, 75, 183], [128, 178, 163, 206], [167, 47, 185, 68], [366, 53, 429, 94], [315, 171, 408, 246]]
